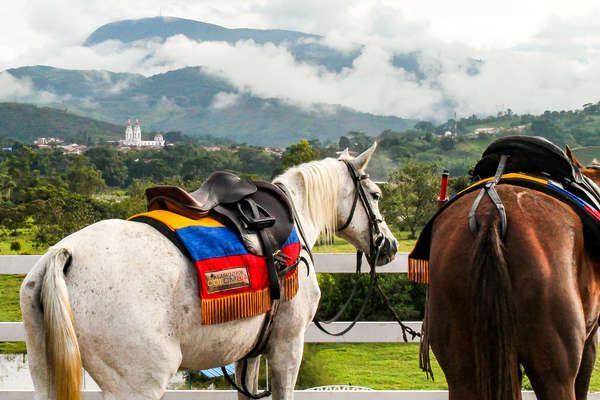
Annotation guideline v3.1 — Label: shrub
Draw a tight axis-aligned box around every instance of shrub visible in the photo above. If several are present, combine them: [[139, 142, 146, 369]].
[[10, 239, 24, 251]]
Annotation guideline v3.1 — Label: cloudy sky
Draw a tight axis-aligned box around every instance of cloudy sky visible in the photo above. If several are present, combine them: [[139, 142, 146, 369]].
[[2, 0, 600, 121]]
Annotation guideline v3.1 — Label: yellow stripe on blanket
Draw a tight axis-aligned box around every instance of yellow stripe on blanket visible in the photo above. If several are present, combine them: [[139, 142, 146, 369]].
[[128, 210, 225, 230]]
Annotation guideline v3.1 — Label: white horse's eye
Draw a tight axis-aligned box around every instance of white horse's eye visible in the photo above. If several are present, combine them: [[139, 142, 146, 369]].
[[371, 192, 381, 201]]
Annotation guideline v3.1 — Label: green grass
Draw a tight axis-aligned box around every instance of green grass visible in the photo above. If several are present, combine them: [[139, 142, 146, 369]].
[[0, 342, 26, 353], [0, 228, 45, 255], [573, 146, 600, 166], [0, 275, 24, 321], [304, 343, 446, 389], [313, 233, 416, 253]]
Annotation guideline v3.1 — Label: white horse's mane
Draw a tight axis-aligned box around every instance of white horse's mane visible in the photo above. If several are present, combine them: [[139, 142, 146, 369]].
[[275, 158, 341, 243]]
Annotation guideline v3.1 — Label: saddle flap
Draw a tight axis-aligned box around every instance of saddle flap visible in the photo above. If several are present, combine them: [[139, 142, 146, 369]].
[[472, 136, 582, 184]]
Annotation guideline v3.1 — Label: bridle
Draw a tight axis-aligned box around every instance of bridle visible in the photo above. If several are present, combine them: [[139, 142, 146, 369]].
[[337, 159, 386, 263], [312, 159, 387, 336], [311, 159, 422, 341]]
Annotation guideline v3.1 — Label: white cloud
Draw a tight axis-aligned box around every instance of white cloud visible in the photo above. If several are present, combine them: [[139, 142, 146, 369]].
[[211, 92, 241, 109], [0, 72, 57, 103]]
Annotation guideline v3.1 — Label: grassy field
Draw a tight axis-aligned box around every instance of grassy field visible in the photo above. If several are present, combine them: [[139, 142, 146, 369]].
[[313, 231, 416, 253], [573, 146, 600, 166], [0, 229, 43, 255]]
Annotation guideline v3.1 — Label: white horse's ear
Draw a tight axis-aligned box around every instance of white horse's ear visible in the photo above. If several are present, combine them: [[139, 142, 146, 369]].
[[351, 142, 377, 171], [337, 148, 351, 160]]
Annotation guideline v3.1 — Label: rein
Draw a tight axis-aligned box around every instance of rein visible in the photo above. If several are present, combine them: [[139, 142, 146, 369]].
[[311, 160, 420, 341]]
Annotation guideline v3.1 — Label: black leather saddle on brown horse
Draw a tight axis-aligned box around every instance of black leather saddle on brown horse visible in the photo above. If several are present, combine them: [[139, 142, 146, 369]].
[[145, 171, 296, 300], [472, 135, 600, 211]]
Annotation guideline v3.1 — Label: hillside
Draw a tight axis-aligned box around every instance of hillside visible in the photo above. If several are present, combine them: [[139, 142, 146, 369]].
[[6, 66, 414, 146], [0, 103, 123, 143]]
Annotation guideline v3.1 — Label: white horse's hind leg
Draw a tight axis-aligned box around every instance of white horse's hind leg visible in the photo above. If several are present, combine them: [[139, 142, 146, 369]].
[[236, 356, 261, 399], [86, 337, 182, 400]]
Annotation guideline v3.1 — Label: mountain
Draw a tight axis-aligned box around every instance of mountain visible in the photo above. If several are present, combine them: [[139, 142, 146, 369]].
[[6, 66, 414, 146], [0, 102, 123, 143], [83, 16, 426, 75]]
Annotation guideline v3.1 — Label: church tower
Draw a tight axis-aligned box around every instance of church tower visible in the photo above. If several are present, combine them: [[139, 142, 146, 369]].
[[133, 120, 142, 144], [124, 120, 133, 144]]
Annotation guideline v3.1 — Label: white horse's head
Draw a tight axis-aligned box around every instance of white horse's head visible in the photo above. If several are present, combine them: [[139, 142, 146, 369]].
[[275, 142, 398, 266], [336, 143, 398, 265]]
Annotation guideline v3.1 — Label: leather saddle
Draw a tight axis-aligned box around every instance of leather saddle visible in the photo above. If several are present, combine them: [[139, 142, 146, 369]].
[[146, 171, 295, 257], [472, 135, 600, 211]]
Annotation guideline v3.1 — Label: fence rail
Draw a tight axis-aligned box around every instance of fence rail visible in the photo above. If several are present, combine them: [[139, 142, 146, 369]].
[[0, 321, 423, 343], [0, 253, 410, 275]]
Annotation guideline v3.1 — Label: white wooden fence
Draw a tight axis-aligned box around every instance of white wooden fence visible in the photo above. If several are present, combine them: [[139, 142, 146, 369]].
[[1, 254, 597, 399]]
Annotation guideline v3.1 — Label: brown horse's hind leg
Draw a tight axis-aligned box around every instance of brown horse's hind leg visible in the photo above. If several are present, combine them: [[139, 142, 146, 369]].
[[575, 328, 598, 400], [518, 305, 585, 400]]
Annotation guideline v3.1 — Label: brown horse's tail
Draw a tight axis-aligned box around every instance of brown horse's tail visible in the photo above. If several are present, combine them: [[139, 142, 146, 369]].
[[41, 248, 82, 400], [471, 219, 520, 400]]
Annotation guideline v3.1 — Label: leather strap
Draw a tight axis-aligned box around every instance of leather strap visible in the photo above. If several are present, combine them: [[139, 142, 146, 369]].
[[469, 154, 509, 238]]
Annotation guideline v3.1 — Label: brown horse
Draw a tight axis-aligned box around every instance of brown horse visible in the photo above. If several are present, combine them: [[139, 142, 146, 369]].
[[421, 150, 600, 400]]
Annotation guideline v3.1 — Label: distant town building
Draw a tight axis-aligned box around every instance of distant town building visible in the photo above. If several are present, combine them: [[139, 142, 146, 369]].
[[120, 120, 165, 148], [201, 146, 222, 152], [264, 147, 284, 156], [34, 137, 64, 145], [61, 144, 88, 154]]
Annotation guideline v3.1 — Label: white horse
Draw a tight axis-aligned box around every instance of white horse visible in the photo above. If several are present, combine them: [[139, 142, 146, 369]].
[[20, 143, 397, 400]]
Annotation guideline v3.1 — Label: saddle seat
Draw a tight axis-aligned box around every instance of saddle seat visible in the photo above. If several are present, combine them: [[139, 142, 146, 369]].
[[473, 136, 580, 183], [145, 172, 295, 257], [472, 135, 600, 211]]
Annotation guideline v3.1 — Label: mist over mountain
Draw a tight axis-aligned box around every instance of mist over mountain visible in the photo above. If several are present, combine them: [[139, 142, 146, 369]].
[[5, 65, 413, 146], [83, 16, 428, 75]]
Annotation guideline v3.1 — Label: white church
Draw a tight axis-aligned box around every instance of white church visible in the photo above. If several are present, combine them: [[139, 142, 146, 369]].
[[120, 120, 165, 147]]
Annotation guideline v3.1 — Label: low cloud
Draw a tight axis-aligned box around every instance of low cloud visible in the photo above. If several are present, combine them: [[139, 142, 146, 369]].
[[0, 72, 57, 103], [211, 92, 241, 109]]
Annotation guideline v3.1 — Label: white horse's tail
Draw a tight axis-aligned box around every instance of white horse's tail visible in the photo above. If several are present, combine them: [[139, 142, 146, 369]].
[[41, 248, 82, 400]]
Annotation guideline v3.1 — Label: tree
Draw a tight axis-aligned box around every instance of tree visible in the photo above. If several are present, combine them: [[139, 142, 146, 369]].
[[382, 162, 439, 239], [281, 139, 320, 169], [440, 136, 455, 151], [66, 155, 106, 195], [415, 121, 434, 132], [338, 135, 351, 150], [86, 147, 128, 187], [347, 131, 373, 152]]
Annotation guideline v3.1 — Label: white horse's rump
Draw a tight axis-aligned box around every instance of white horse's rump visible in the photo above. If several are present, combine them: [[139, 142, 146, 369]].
[[20, 143, 397, 400]]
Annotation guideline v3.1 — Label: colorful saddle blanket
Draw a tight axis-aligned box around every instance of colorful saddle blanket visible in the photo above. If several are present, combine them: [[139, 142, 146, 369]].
[[408, 173, 600, 283], [128, 210, 301, 324]]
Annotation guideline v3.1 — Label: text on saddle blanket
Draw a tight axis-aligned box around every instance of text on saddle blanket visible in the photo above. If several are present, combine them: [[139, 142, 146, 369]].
[[408, 173, 600, 284], [128, 210, 301, 324]]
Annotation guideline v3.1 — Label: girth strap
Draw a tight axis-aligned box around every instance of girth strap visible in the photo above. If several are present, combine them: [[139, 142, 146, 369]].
[[236, 197, 281, 300], [468, 154, 509, 238]]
